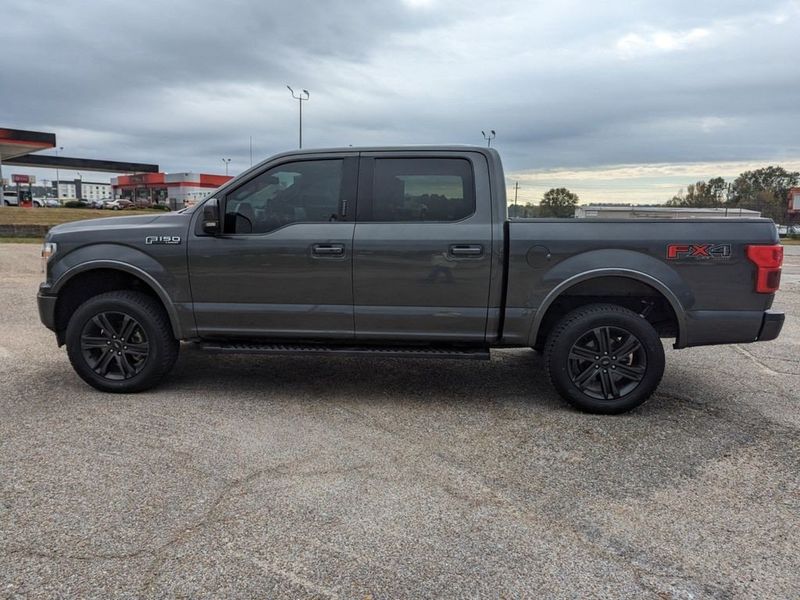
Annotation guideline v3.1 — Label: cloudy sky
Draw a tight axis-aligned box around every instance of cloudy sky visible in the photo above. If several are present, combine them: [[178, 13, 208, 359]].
[[1, 0, 799, 203]]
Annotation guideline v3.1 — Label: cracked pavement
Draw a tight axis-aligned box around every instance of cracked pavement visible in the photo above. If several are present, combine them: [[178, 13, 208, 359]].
[[1, 243, 798, 599]]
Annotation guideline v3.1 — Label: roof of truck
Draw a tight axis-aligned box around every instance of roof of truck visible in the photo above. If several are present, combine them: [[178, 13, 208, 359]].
[[264, 144, 499, 156]]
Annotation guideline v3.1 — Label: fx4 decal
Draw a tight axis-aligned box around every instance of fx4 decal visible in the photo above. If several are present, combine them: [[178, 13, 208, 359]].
[[666, 243, 731, 260], [145, 235, 182, 245]]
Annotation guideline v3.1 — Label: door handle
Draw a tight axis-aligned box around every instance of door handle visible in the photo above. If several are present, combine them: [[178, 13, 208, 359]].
[[312, 243, 345, 257], [449, 244, 483, 257]]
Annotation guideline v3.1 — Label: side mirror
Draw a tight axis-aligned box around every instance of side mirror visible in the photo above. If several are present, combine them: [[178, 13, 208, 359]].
[[201, 199, 220, 235]]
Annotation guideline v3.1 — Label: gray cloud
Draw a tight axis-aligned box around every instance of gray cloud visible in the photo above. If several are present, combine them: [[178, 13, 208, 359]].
[[1, 0, 798, 183]]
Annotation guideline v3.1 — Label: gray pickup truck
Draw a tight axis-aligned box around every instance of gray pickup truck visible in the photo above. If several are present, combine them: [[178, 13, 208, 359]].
[[37, 146, 785, 413]]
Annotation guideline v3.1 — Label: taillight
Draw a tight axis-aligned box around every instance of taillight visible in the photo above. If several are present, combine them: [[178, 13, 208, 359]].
[[746, 244, 783, 293]]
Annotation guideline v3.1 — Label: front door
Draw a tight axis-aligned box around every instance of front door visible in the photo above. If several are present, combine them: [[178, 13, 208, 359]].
[[352, 153, 493, 342], [188, 156, 358, 339]]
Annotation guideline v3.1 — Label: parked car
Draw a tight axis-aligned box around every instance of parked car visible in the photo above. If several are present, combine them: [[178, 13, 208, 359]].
[[3, 191, 19, 206], [37, 146, 785, 414], [32, 197, 61, 208], [102, 199, 133, 210]]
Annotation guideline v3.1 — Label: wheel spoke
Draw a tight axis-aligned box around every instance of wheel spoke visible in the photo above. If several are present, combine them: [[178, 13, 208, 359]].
[[594, 327, 611, 354], [573, 364, 599, 389], [93, 313, 117, 337], [615, 334, 641, 358], [600, 370, 620, 398], [93, 349, 116, 376], [119, 316, 137, 342], [81, 336, 109, 349], [569, 346, 597, 361], [115, 354, 135, 378], [124, 342, 149, 356], [615, 363, 646, 382]]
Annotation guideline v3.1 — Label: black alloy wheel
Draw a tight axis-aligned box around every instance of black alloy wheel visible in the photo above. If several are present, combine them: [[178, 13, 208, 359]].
[[66, 290, 179, 393], [566, 326, 646, 401], [545, 303, 665, 414], [80, 311, 150, 380]]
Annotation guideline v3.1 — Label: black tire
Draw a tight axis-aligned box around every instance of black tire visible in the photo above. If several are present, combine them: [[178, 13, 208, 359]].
[[544, 303, 665, 414], [65, 290, 179, 393]]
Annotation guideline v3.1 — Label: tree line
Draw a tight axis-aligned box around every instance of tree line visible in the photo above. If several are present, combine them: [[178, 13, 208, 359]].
[[508, 165, 799, 222], [665, 166, 798, 223]]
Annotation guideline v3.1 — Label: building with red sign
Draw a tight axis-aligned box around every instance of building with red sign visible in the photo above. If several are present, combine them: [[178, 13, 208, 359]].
[[788, 187, 800, 217], [111, 172, 233, 209]]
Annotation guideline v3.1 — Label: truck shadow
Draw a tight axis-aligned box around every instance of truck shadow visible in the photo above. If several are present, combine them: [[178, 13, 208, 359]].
[[165, 345, 563, 410]]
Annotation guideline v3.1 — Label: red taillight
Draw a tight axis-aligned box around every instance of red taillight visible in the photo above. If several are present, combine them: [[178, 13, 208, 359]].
[[746, 244, 783, 293]]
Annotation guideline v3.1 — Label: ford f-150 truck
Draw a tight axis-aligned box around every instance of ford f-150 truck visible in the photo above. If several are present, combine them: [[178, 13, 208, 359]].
[[37, 146, 785, 413]]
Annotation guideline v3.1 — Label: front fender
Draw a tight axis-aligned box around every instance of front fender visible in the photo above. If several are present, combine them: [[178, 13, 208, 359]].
[[524, 249, 691, 348], [49, 244, 188, 339]]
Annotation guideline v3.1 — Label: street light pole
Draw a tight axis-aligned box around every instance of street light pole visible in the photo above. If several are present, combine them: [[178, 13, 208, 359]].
[[222, 158, 231, 176], [287, 85, 310, 148], [481, 130, 496, 147], [55, 146, 63, 200]]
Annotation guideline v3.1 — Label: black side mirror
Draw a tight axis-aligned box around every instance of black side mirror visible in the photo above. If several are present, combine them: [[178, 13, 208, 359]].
[[201, 199, 220, 235]]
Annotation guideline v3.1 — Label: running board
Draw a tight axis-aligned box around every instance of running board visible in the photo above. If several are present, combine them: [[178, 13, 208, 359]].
[[199, 342, 490, 361]]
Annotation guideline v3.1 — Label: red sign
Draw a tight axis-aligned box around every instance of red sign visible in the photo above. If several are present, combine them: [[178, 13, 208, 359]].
[[11, 174, 31, 184]]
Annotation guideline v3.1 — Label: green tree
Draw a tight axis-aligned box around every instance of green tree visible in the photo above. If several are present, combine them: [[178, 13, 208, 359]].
[[539, 187, 579, 218], [667, 177, 727, 207], [727, 166, 799, 222]]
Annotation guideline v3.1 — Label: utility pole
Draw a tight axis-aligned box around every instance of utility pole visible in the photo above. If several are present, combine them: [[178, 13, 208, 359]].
[[482, 130, 496, 147], [514, 181, 519, 217], [222, 158, 231, 176], [287, 85, 310, 148]]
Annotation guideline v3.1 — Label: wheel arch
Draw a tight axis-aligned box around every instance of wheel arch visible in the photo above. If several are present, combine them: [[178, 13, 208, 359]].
[[52, 261, 182, 343], [528, 268, 687, 349]]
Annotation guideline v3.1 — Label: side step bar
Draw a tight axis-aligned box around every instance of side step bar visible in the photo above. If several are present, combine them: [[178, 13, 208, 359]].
[[199, 342, 491, 361]]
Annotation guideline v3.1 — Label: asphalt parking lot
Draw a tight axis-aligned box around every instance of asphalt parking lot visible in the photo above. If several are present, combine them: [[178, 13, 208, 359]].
[[1, 243, 798, 599]]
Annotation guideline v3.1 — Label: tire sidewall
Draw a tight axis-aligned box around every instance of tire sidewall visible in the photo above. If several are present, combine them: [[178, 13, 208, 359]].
[[66, 294, 170, 393], [547, 307, 665, 414]]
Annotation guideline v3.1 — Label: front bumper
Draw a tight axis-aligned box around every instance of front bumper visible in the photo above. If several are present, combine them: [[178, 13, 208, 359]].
[[757, 310, 785, 342], [37, 285, 57, 332]]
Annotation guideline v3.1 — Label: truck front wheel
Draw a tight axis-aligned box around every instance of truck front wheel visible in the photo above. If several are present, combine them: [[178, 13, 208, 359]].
[[65, 290, 179, 393], [544, 303, 665, 414]]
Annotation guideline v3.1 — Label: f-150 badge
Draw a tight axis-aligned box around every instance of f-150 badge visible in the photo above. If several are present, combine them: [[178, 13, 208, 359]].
[[145, 235, 182, 245], [666, 243, 731, 260]]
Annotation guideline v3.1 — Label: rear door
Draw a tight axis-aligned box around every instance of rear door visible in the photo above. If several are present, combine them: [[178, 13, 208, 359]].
[[352, 152, 493, 342]]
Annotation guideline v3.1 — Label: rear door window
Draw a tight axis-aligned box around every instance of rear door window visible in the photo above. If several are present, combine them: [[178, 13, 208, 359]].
[[367, 158, 475, 222]]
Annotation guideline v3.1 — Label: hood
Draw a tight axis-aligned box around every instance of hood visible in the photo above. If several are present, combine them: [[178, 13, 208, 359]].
[[48, 214, 163, 237]]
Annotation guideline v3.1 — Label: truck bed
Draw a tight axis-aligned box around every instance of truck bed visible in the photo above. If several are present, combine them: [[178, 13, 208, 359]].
[[500, 218, 780, 348]]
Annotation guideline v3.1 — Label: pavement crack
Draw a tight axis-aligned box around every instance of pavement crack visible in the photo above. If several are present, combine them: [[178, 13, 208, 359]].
[[234, 552, 341, 599], [732, 344, 781, 375], [139, 457, 308, 597]]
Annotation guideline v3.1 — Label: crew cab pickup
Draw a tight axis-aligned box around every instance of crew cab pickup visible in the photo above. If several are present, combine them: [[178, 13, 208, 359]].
[[37, 146, 785, 413]]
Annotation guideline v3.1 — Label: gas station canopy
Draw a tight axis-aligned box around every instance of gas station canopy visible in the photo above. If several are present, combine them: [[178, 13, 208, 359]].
[[0, 127, 158, 173], [0, 128, 55, 160]]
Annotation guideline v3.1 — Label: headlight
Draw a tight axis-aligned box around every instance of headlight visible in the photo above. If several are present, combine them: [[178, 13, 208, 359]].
[[41, 241, 57, 261]]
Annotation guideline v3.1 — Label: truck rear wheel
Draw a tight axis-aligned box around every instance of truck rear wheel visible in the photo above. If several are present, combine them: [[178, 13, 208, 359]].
[[544, 303, 664, 414], [65, 290, 179, 393]]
